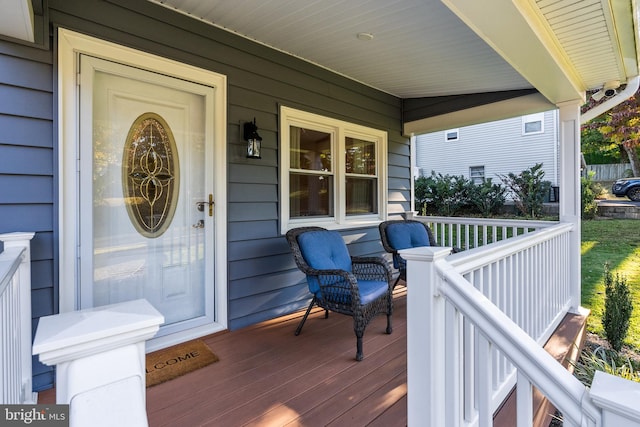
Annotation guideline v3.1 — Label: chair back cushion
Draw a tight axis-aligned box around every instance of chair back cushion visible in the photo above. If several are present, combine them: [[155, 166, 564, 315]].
[[297, 230, 352, 297], [297, 230, 352, 272], [386, 222, 431, 251]]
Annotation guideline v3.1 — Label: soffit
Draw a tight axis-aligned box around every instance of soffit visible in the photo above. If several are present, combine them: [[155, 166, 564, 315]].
[[149, 0, 639, 106], [150, 0, 533, 98]]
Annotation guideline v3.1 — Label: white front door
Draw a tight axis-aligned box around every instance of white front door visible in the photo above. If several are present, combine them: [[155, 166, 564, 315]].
[[58, 29, 228, 351], [79, 55, 214, 339]]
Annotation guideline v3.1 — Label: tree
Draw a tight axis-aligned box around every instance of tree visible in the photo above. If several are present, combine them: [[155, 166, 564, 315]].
[[581, 123, 622, 164], [582, 88, 640, 176]]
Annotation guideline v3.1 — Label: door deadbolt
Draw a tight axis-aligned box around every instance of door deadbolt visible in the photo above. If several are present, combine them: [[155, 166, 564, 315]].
[[196, 194, 214, 216]]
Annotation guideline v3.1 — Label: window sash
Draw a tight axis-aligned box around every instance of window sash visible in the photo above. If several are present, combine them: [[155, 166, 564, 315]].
[[345, 176, 377, 215], [469, 166, 485, 185], [289, 172, 334, 218]]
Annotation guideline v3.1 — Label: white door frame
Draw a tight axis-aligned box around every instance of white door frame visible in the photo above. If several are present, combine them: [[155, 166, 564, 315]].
[[57, 28, 228, 351]]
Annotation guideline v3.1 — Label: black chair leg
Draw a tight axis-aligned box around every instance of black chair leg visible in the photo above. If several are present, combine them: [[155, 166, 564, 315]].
[[392, 276, 400, 289], [386, 313, 392, 334], [355, 334, 364, 361], [295, 297, 316, 336]]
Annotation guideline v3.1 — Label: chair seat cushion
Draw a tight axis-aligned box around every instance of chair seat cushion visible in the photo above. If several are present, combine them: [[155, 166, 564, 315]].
[[357, 279, 390, 305], [322, 279, 388, 306]]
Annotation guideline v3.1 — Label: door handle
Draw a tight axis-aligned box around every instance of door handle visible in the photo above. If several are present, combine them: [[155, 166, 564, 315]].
[[196, 194, 214, 216], [192, 219, 205, 229]]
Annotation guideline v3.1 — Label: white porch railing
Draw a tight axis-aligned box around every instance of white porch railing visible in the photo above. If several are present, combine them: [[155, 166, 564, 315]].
[[0, 232, 35, 404], [416, 214, 555, 250], [402, 222, 640, 426], [451, 222, 574, 415]]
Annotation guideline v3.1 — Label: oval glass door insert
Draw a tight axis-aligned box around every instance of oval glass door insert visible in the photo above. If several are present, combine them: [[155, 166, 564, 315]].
[[122, 112, 179, 238]]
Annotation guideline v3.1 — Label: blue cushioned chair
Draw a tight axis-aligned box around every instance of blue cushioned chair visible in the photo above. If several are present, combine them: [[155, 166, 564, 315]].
[[379, 219, 450, 288], [286, 226, 393, 361]]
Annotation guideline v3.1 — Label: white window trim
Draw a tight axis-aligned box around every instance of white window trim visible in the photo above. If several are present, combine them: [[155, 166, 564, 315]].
[[280, 106, 387, 233], [522, 112, 544, 135], [444, 128, 459, 141]]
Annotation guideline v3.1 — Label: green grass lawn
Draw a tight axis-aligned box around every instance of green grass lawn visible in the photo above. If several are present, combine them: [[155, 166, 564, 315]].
[[582, 219, 640, 350]]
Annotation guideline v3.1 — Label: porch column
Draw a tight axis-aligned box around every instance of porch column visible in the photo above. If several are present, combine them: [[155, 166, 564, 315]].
[[557, 100, 582, 312]]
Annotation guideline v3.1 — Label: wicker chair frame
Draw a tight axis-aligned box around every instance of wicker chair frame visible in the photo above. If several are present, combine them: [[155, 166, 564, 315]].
[[286, 226, 393, 361]]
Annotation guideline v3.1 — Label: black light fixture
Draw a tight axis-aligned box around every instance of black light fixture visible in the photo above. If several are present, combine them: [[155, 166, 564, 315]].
[[244, 118, 262, 159]]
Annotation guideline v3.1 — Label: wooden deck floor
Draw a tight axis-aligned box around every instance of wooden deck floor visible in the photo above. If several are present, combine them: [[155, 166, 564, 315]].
[[36, 285, 584, 427], [145, 287, 408, 426]]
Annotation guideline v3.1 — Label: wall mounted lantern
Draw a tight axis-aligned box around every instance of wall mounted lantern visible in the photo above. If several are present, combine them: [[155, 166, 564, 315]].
[[244, 118, 262, 159]]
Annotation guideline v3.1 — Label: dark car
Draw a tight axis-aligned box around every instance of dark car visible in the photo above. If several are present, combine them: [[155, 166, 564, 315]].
[[612, 177, 640, 201]]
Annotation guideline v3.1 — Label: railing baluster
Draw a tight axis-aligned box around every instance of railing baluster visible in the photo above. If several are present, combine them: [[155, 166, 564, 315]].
[[477, 334, 492, 427], [463, 224, 469, 250], [445, 302, 462, 425], [516, 371, 533, 427], [463, 316, 475, 421]]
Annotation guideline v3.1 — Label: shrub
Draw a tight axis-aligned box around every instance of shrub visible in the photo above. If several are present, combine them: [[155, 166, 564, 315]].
[[414, 172, 472, 216], [581, 170, 602, 219], [414, 175, 431, 215], [468, 178, 506, 217], [498, 163, 551, 218], [603, 264, 634, 352]]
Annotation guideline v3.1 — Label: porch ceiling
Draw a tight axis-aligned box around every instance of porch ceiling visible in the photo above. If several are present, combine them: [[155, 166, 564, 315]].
[[151, 0, 639, 108]]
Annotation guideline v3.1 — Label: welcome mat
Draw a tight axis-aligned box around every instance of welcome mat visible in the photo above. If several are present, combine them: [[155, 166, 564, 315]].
[[146, 340, 219, 387]]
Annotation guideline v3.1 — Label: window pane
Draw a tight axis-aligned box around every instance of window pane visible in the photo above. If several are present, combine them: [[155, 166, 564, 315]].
[[290, 126, 332, 172], [524, 121, 542, 133], [445, 128, 459, 141], [346, 177, 377, 215], [290, 173, 334, 217], [345, 137, 376, 175], [469, 166, 485, 185]]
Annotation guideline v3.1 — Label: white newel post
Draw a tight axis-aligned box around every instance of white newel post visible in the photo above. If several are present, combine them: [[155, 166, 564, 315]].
[[590, 371, 640, 427], [401, 246, 451, 427], [33, 299, 164, 427], [0, 232, 36, 404]]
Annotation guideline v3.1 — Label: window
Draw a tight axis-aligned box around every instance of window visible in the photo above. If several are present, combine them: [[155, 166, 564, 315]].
[[280, 106, 387, 232], [522, 113, 544, 135], [444, 128, 459, 141], [469, 166, 485, 185]]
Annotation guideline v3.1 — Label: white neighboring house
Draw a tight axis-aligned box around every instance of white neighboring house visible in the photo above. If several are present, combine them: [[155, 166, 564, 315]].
[[414, 109, 560, 190]]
